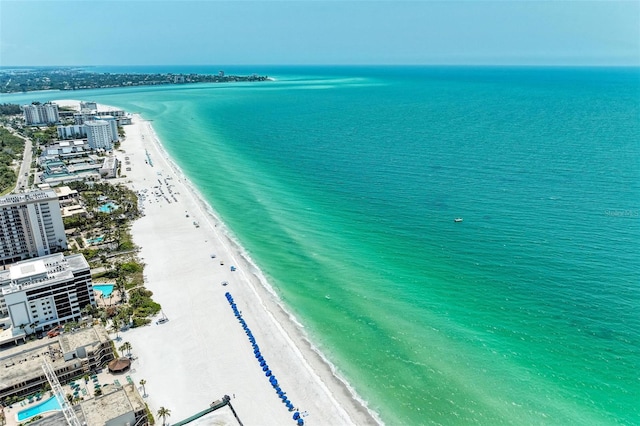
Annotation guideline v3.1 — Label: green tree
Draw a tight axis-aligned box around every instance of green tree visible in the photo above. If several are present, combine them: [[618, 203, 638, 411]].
[[119, 341, 132, 357], [139, 379, 147, 397], [157, 406, 171, 426], [111, 317, 121, 341]]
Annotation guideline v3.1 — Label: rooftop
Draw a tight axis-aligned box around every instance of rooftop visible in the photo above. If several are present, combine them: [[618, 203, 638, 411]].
[[0, 190, 58, 207], [59, 327, 108, 355], [0, 325, 110, 391], [0, 253, 89, 294], [81, 383, 145, 426]]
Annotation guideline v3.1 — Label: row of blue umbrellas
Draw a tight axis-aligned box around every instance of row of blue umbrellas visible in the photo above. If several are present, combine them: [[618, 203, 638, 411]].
[[225, 292, 304, 426]]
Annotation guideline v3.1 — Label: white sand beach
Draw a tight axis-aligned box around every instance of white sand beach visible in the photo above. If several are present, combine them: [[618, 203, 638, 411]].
[[56, 101, 380, 425]]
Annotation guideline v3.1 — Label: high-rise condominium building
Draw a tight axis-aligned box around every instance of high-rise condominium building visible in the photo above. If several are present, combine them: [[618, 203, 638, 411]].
[[0, 253, 95, 334], [22, 102, 60, 125], [85, 119, 117, 150], [0, 190, 67, 265]]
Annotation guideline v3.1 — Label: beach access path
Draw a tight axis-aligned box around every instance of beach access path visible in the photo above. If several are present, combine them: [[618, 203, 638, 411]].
[[56, 101, 380, 426]]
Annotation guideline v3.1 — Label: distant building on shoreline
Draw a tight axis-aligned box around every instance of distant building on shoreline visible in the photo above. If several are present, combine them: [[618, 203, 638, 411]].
[[0, 190, 67, 266], [22, 102, 59, 125], [80, 101, 98, 111]]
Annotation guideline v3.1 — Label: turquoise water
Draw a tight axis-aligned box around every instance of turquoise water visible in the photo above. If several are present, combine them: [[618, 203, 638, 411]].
[[99, 202, 119, 213], [2, 67, 639, 425], [86, 235, 105, 245], [93, 284, 114, 298], [17, 396, 61, 421]]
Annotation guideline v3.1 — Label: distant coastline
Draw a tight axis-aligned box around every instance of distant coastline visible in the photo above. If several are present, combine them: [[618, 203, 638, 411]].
[[0, 67, 270, 93]]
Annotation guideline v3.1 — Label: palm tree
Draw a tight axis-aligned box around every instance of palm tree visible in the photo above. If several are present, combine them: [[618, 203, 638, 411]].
[[157, 407, 171, 426], [119, 341, 132, 357], [139, 379, 147, 397], [111, 317, 121, 341]]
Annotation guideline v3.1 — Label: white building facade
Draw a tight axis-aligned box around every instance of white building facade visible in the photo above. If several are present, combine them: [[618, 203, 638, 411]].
[[0, 253, 95, 334], [22, 102, 60, 125], [0, 190, 68, 265], [57, 124, 87, 140], [85, 119, 117, 150]]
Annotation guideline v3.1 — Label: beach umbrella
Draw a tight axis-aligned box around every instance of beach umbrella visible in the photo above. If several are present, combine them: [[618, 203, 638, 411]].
[[266, 370, 272, 377], [293, 412, 300, 420], [262, 365, 269, 371], [297, 418, 304, 426], [260, 360, 266, 367]]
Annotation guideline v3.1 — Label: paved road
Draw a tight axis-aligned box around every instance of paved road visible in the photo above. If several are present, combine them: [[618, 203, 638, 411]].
[[14, 131, 33, 192]]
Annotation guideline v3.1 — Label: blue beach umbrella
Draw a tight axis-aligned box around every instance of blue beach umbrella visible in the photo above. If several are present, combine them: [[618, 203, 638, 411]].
[[293, 412, 300, 420], [266, 370, 272, 376], [262, 365, 269, 371], [297, 418, 304, 426]]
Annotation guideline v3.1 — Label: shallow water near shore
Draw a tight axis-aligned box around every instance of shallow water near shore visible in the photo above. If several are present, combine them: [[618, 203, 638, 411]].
[[3, 66, 639, 425]]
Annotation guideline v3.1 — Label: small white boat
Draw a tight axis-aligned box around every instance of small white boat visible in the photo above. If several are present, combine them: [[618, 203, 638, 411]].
[[454, 218, 463, 223]]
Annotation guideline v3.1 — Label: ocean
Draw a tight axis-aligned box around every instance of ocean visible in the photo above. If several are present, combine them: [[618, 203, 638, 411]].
[[2, 66, 639, 425]]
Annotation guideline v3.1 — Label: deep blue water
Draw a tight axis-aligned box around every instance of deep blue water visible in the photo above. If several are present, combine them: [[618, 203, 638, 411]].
[[2, 66, 639, 425]]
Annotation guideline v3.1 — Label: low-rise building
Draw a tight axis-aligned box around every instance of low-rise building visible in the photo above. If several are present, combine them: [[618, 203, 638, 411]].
[[100, 157, 119, 179], [52, 186, 79, 205], [0, 325, 113, 401]]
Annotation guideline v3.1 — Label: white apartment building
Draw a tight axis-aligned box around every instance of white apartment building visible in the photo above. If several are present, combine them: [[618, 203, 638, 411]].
[[57, 123, 87, 140], [85, 119, 117, 150], [0, 190, 68, 265], [100, 156, 119, 178], [0, 253, 94, 334], [22, 102, 60, 125]]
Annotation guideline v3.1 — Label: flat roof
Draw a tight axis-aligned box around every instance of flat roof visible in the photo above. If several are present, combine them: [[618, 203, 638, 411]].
[[59, 327, 107, 354], [9, 260, 47, 281], [0, 326, 109, 390], [81, 384, 143, 425]]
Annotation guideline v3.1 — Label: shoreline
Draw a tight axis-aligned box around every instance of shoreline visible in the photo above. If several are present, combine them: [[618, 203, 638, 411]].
[[56, 100, 381, 425]]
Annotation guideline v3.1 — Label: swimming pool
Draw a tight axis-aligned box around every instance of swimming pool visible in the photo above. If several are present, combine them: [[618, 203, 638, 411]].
[[86, 235, 105, 244], [93, 284, 115, 298], [99, 202, 119, 213], [17, 396, 61, 421]]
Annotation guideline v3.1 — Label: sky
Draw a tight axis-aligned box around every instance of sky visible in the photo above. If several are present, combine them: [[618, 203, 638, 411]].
[[0, 0, 638, 66]]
